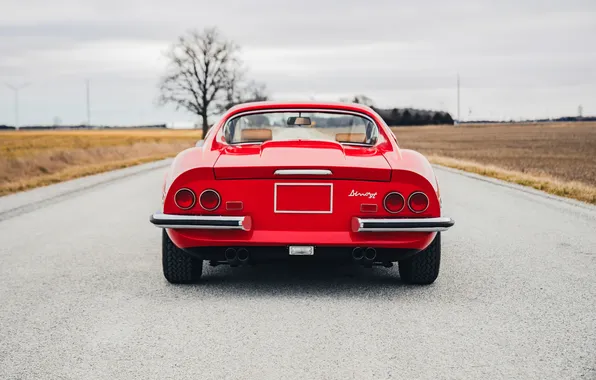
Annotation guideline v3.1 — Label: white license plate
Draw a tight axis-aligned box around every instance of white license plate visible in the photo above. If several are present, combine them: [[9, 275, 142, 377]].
[[289, 246, 315, 256]]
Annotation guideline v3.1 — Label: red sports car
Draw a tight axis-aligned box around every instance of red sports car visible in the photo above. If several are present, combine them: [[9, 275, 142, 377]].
[[150, 101, 454, 284]]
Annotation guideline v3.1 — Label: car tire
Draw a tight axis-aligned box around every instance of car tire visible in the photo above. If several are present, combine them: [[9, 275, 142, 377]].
[[162, 230, 203, 284], [398, 232, 441, 285]]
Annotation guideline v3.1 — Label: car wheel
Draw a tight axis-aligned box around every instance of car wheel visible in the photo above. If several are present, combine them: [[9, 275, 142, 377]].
[[398, 232, 441, 285], [162, 230, 203, 284]]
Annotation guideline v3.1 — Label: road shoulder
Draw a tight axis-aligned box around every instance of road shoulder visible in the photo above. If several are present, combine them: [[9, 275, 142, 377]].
[[0, 159, 172, 222]]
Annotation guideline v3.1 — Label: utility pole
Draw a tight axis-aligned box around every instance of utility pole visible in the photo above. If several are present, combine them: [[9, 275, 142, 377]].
[[5, 82, 29, 130], [86, 79, 91, 127], [457, 73, 461, 124]]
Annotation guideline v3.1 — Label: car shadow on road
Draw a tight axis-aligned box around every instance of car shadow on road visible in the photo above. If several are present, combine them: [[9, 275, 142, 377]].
[[174, 262, 429, 298]]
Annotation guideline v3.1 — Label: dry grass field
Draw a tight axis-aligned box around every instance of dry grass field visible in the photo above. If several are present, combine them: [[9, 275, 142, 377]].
[[392, 122, 596, 204], [0, 129, 202, 196], [1, 122, 595, 204]]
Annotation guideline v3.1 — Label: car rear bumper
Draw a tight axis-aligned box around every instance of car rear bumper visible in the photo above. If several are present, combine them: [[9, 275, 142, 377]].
[[150, 213, 251, 231], [352, 217, 454, 232], [150, 214, 454, 233], [150, 213, 454, 250]]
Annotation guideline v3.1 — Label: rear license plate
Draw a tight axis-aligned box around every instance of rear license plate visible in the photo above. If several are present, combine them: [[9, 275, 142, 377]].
[[274, 183, 333, 214], [289, 246, 315, 256]]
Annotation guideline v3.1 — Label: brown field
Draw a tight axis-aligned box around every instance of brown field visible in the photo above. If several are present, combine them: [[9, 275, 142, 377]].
[[392, 122, 596, 204], [0, 129, 202, 196], [1, 122, 595, 204]]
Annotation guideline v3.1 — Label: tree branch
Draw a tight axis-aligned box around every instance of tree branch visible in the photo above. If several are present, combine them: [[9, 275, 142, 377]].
[[157, 27, 267, 134]]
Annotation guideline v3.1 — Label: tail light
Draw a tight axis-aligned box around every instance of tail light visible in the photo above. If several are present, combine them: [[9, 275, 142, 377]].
[[199, 189, 221, 211], [174, 188, 196, 210], [383, 192, 405, 213], [408, 192, 429, 213]]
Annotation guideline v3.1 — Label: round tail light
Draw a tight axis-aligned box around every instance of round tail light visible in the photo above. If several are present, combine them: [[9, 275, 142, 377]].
[[174, 188, 196, 210], [199, 189, 221, 211], [408, 192, 429, 213], [383, 192, 405, 213]]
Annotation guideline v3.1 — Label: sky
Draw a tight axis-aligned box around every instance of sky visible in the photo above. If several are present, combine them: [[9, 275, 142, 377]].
[[0, 0, 595, 126]]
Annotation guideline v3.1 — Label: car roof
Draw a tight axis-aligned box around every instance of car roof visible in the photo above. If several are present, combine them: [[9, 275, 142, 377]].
[[226, 101, 376, 114]]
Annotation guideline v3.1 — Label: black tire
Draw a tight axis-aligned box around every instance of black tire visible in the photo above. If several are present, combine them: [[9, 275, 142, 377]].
[[398, 232, 441, 285], [162, 230, 203, 284]]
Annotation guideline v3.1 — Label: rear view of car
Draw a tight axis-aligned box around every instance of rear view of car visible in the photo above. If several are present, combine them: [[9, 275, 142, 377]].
[[150, 102, 454, 284]]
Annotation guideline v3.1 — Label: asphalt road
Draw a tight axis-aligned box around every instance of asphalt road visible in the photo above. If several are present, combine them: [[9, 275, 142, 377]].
[[1, 162, 595, 380]]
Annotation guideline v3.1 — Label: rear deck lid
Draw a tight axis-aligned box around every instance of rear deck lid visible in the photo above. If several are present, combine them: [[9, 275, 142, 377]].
[[213, 140, 391, 181]]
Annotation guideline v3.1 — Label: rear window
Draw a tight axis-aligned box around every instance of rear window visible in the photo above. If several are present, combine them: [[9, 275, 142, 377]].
[[223, 111, 379, 145]]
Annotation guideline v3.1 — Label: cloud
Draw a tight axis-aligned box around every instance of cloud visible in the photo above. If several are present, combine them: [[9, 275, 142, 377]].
[[0, 0, 595, 124]]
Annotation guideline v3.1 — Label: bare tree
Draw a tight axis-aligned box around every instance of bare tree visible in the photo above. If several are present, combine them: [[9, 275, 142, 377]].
[[351, 95, 375, 107], [158, 27, 267, 136], [218, 76, 269, 113]]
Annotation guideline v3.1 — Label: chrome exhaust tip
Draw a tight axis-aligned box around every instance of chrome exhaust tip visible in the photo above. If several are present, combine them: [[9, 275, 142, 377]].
[[225, 248, 239, 266], [352, 247, 364, 261], [237, 248, 250, 263], [364, 247, 377, 261], [225, 248, 237, 261]]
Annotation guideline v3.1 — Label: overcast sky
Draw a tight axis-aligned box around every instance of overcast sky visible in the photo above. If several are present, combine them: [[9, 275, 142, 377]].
[[1, 0, 594, 125]]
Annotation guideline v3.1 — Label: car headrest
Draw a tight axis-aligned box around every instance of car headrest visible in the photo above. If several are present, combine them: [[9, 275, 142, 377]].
[[335, 133, 366, 143], [241, 128, 273, 142]]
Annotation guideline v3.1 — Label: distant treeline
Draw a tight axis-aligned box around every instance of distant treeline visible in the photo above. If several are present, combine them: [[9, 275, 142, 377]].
[[0, 124, 168, 130], [1, 115, 594, 131], [371, 107, 454, 126], [459, 116, 596, 124]]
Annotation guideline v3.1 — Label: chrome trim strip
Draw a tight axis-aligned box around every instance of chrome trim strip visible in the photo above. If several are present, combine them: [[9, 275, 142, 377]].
[[274, 169, 332, 176], [341, 142, 374, 147], [356, 217, 454, 232], [150, 214, 248, 231], [223, 108, 379, 147], [226, 108, 377, 126]]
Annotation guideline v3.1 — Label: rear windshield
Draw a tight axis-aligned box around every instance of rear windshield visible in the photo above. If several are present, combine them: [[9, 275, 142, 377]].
[[223, 111, 379, 145]]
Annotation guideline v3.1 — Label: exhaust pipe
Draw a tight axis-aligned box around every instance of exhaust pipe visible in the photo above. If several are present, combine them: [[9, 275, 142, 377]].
[[364, 247, 377, 261], [225, 248, 239, 266], [352, 247, 364, 261], [237, 248, 250, 264]]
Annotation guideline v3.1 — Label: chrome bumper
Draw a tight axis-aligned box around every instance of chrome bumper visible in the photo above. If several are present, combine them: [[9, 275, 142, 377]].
[[354, 217, 454, 232], [150, 213, 250, 231]]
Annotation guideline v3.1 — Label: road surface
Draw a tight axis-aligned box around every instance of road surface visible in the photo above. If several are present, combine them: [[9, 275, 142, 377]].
[[0, 161, 595, 380]]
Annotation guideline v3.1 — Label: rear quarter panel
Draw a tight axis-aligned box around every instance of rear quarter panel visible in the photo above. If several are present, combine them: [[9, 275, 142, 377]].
[[162, 145, 221, 208], [384, 148, 440, 205]]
